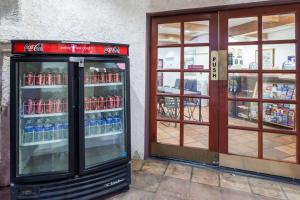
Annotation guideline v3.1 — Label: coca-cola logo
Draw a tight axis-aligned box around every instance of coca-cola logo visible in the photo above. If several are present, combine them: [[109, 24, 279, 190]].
[[104, 46, 120, 54], [24, 43, 44, 53]]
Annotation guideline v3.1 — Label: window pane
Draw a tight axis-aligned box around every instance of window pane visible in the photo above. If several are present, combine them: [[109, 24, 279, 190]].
[[158, 48, 180, 69], [184, 124, 208, 149], [263, 74, 296, 100], [228, 73, 258, 98], [184, 72, 209, 96], [184, 98, 209, 122], [157, 97, 180, 120], [228, 129, 258, 157], [262, 44, 295, 70], [228, 45, 258, 70], [229, 17, 258, 42], [157, 72, 180, 94], [262, 13, 295, 41], [263, 132, 296, 162], [184, 21, 209, 43], [157, 121, 180, 146], [263, 103, 296, 131], [184, 46, 209, 70], [228, 101, 258, 128], [158, 23, 180, 45]]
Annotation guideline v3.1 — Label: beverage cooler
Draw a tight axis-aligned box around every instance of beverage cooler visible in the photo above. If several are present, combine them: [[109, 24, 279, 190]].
[[10, 40, 131, 200]]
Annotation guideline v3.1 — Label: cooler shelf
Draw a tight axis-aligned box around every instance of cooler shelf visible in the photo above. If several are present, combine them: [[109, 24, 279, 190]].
[[21, 112, 68, 118], [84, 82, 123, 87], [20, 85, 68, 89], [85, 131, 122, 139], [20, 138, 68, 147], [85, 108, 123, 114]]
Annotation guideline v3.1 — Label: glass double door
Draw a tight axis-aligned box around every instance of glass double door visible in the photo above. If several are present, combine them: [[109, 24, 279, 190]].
[[150, 3, 300, 178], [12, 57, 128, 181]]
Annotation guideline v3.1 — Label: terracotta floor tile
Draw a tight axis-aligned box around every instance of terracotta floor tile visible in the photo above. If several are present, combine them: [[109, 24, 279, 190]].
[[157, 176, 190, 199], [191, 167, 219, 187], [154, 192, 184, 200], [141, 160, 168, 176], [280, 183, 300, 200], [131, 159, 144, 171], [118, 188, 155, 200], [220, 173, 251, 193], [221, 188, 255, 200], [189, 182, 221, 200], [131, 172, 161, 193], [249, 178, 286, 200], [165, 163, 192, 180]]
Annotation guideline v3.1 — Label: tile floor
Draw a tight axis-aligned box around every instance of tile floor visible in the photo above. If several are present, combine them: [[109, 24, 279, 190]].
[[1, 159, 300, 200]]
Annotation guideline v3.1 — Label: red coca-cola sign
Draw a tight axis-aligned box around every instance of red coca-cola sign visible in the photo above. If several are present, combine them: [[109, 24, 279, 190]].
[[104, 46, 120, 54], [24, 43, 44, 53]]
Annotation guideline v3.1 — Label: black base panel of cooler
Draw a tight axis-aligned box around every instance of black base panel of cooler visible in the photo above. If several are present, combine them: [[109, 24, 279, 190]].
[[11, 163, 131, 200]]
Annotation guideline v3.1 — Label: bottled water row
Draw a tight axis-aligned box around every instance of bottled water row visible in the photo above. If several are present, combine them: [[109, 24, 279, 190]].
[[85, 113, 122, 137], [22, 118, 68, 144]]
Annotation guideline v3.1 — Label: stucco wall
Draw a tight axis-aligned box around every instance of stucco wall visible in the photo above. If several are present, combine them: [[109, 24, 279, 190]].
[[0, 0, 272, 168]]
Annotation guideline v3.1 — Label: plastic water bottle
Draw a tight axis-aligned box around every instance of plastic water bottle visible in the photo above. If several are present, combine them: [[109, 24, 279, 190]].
[[85, 115, 90, 136], [106, 115, 113, 133], [34, 119, 44, 142], [113, 115, 122, 132], [89, 115, 97, 136], [23, 120, 34, 144], [62, 118, 69, 139], [44, 119, 54, 141], [53, 119, 63, 140]]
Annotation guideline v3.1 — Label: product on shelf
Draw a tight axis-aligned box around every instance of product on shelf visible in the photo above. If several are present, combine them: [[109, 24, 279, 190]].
[[45, 99, 54, 113], [264, 103, 295, 128], [113, 72, 121, 82], [35, 99, 44, 114], [106, 72, 114, 83], [84, 71, 121, 84], [23, 71, 67, 86], [23, 99, 35, 115], [263, 83, 295, 100], [106, 96, 115, 109], [23, 98, 67, 115], [84, 96, 122, 111]]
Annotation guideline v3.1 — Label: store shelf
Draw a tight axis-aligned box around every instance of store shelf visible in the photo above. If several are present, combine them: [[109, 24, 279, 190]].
[[85, 131, 122, 139], [20, 85, 67, 89], [264, 121, 294, 129], [20, 138, 67, 147], [21, 112, 67, 118], [85, 108, 123, 114], [85, 82, 123, 87]]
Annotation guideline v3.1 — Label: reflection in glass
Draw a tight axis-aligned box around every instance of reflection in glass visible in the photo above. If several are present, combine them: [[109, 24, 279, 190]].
[[228, 45, 258, 70], [184, 21, 209, 43], [228, 17, 258, 42], [157, 72, 180, 94], [262, 44, 295, 70], [263, 74, 296, 100], [229, 129, 258, 157], [184, 47, 209, 69], [84, 62, 126, 168], [158, 23, 180, 45], [228, 73, 258, 98], [157, 97, 180, 120], [184, 72, 209, 96], [184, 98, 209, 122], [158, 48, 180, 69], [263, 103, 296, 131], [18, 62, 69, 175], [263, 132, 296, 162], [263, 14, 295, 41], [157, 121, 180, 146], [228, 101, 258, 128], [184, 124, 208, 149]]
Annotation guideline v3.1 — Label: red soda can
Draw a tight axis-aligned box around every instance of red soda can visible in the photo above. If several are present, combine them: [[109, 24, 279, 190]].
[[45, 99, 54, 113], [35, 73, 45, 85], [24, 72, 34, 86], [61, 99, 68, 112], [35, 99, 44, 114], [54, 99, 63, 113], [98, 96, 105, 109], [106, 96, 115, 109], [106, 72, 113, 83], [85, 97, 91, 111], [84, 72, 90, 84], [114, 96, 122, 108], [23, 99, 35, 115], [99, 72, 106, 83], [92, 71, 98, 84], [114, 72, 121, 83], [63, 73, 68, 85], [45, 72, 53, 85], [55, 73, 63, 85], [92, 97, 99, 110]]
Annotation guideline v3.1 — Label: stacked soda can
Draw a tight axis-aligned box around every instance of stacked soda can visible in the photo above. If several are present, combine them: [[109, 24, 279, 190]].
[[23, 98, 67, 115], [24, 72, 67, 86], [84, 71, 121, 84], [84, 95, 122, 111]]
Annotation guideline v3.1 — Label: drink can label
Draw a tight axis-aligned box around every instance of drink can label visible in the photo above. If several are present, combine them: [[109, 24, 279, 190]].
[[106, 72, 113, 83], [114, 72, 121, 82], [85, 97, 91, 111], [35, 99, 44, 114], [92, 97, 99, 110], [61, 99, 68, 112], [55, 73, 63, 85], [106, 96, 115, 109], [45, 99, 54, 113], [92, 71, 98, 84], [99, 72, 106, 83], [35, 73, 45, 85], [45, 72, 53, 85], [99, 96, 105, 109], [24, 72, 34, 86], [24, 99, 35, 115], [114, 96, 122, 108], [54, 99, 63, 113]]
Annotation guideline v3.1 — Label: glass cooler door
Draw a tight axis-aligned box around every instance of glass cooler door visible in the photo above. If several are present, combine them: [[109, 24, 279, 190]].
[[17, 61, 70, 176], [82, 61, 127, 169]]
